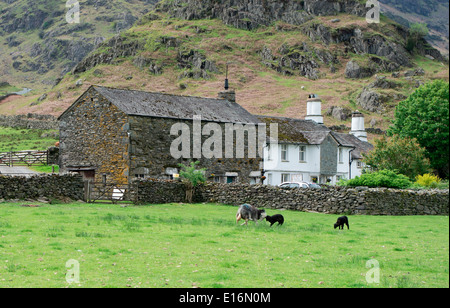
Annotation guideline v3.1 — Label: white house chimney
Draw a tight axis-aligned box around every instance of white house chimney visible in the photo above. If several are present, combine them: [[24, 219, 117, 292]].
[[305, 94, 324, 125], [350, 111, 368, 142]]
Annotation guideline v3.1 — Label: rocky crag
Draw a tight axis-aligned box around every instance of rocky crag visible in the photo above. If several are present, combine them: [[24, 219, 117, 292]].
[[157, 0, 367, 30]]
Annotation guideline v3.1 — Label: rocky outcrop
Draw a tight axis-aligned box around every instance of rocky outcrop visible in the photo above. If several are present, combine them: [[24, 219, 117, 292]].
[[157, 0, 366, 31], [345, 60, 374, 79], [326, 106, 352, 121], [133, 56, 164, 75], [357, 88, 388, 113], [304, 23, 412, 72], [72, 36, 144, 74], [177, 49, 219, 79], [261, 43, 338, 79], [367, 75, 399, 89], [345, 55, 403, 79]]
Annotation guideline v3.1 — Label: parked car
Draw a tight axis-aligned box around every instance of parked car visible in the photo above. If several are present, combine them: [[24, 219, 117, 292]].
[[278, 182, 321, 189]]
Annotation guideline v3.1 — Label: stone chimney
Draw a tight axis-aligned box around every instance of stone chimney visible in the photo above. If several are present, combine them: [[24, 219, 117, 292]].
[[350, 111, 368, 142], [305, 94, 324, 124], [218, 89, 236, 103], [218, 75, 236, 103]]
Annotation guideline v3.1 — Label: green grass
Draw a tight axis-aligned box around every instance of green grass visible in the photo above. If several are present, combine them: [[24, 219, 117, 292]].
[[0, 127, 58, 152], [0, 84, 21, 97], [0, 202, 448, 288], [27, 165, 59, 174]]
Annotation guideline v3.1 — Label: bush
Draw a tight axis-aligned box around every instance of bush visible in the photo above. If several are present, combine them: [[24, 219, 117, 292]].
[[345, 170, 412, 189], [415, 174, 441, 188], [178, 161, 206, 203]]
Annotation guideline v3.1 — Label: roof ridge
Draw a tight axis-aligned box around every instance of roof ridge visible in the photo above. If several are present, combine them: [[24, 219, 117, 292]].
[[93, 85, 227, 101]]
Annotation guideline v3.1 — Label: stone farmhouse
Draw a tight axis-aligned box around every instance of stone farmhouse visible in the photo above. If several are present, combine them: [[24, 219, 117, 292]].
[[59, 86, 372, 186], [58, 85, 263, 185]]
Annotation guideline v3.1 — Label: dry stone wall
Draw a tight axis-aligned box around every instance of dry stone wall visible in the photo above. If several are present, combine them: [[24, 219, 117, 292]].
[[136, 180, 449, 216], [0, 174, 84, 201], [0, 176, 447, 216], [0, 114, 58, 130]]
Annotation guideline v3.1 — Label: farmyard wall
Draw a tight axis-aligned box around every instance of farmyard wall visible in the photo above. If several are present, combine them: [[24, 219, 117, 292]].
[[136, 181, 449, 216], [0, 176, 447, 216], [0, 174, 84, 202], [0, 114, 58, 130]]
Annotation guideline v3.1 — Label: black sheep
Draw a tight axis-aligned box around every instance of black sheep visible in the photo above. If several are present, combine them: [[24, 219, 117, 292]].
[[265, 214, 284, 227]]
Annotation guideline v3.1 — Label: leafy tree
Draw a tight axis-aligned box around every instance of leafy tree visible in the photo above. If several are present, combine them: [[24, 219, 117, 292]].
[[178, 161, 206, 203], [363, 135, 431, 180], [388, 80, 449, 178], [410, 23, 429, 38], [406, 23, 429, 52]]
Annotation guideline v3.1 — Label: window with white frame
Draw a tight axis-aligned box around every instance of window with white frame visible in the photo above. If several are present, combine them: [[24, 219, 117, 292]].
[[299, 146, 307, 162], [281, 173, 291, 183], [267, 173, 273, 185], [281, 144, 288, 161]]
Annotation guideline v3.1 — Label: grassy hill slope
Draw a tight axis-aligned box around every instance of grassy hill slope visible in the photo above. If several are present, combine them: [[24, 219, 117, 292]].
[[0, 0, 158, 92], [0, 2, 448, 140]]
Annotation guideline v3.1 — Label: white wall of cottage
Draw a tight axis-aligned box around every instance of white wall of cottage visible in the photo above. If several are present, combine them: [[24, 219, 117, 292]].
[[263, 143, 363, 186]]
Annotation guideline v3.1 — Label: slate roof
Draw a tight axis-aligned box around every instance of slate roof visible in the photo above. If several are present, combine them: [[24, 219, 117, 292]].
[[258, 115, 373, 159], [93, 86, 259, 124], [332, 132, 374, 159], [258, 115, 329, 145]]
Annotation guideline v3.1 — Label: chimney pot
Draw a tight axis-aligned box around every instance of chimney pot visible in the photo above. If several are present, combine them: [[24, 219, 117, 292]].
[[305, 95, 324, 124], [350, 111, 368, 142]]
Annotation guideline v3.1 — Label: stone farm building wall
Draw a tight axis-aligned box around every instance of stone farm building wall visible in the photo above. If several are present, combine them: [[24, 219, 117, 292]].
[[59, 86, 262, 185], [129, 116, 261, 183], [59, 87, 130, 184]]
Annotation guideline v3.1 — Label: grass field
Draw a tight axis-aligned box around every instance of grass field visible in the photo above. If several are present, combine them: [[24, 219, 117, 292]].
[[0, 202, 448, 288], [0, 127, 58, 152]]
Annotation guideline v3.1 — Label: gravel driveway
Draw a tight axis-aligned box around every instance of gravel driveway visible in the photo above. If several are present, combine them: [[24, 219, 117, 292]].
[[0, 166, 40, 177]]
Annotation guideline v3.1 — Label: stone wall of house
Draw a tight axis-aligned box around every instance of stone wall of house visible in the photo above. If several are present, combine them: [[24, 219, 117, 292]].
[[0, 174, 84, 201], [59, 88, 261, 185], [0, 114, 58, 130], [320, 134, 338, 175], [59, 88, 130, 184], [129, 116, 262, 183], [135, 180, 449, 216]]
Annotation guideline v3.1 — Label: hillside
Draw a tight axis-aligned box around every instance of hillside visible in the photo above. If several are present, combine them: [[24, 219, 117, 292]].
[[0, 0, 158, 91], [0, 0, 448, 139], [379, 0, 449, 55]]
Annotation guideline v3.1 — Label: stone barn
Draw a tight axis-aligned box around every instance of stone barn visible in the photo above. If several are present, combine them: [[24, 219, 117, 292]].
[[58, 85, 263, 185]]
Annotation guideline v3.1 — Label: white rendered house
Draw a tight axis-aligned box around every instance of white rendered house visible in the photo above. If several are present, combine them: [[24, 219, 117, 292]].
[[259, 95, 373, 186]]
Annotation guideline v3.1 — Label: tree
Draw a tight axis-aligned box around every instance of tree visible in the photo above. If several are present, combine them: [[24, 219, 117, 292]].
[[363, 135, 431, 180], [178, 161, 206, 203], [388, 80, 449, 178], [406, 23, 429, 52]]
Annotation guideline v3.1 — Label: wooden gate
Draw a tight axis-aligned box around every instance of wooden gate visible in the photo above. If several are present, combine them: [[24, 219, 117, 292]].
[[84, 182, 137, 203], [0, 150, 48, 167]]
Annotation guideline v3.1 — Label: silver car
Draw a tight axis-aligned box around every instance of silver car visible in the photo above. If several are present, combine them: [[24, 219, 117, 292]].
[[278, 182, 321, 189]]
